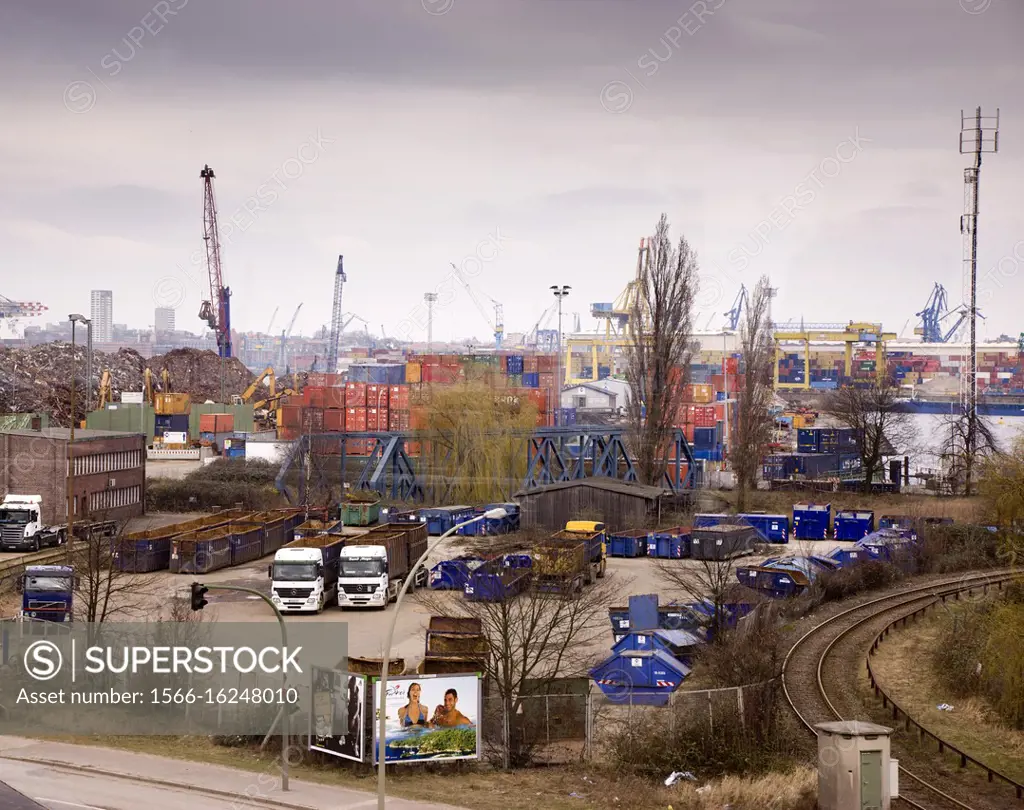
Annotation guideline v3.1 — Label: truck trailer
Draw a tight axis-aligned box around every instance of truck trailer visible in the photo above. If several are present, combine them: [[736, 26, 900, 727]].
[[0, 494, 116, 553], [269, 533, 346, 613], [336, 522, 429, 608]]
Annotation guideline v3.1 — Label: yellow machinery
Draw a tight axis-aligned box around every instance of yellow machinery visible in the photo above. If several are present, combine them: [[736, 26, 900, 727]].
[[97, 370, 113, 408], [235, 366, 300, 430], [773, 322, 897, 390], [569, 238, 653, 384]]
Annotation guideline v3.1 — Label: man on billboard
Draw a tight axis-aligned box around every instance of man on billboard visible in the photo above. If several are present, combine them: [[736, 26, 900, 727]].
[[430, 688, 473, 728]]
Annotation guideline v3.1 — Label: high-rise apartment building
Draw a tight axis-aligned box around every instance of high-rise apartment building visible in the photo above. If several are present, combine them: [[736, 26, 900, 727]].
[[154, 307, 176, 334], [90, 290, 113, 342]]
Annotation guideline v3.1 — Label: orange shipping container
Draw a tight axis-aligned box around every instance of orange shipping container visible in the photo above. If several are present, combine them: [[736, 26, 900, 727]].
[[281, 405, 303, 428], [367, 407, 388, 432], [691, 384, 714, 404], [199, 413, 234, 433], [410, 406, 428, 431], [304, 387, 325, 408], [367, 384, 389, 409], [405, 362, 421, 384], [324, 409, 345, 431], [389, 385, 410, 411], [278, 426, 300, 440], [523, 356, 539, 373], [345, 407, 367, 432]]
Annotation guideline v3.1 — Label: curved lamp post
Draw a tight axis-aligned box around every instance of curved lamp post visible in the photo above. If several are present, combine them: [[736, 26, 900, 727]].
[[376, 506, 508, 808]]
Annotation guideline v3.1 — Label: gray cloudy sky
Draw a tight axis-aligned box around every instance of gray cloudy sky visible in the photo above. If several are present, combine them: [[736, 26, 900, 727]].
[[2, 0, 1022, 343]]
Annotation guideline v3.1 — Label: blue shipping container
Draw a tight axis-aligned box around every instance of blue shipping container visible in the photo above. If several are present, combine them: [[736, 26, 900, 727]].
[[797, 428, 820, 453], [559, 408, 578, 426], [522, 372, 540, 388], [506, 355, 524, 375]]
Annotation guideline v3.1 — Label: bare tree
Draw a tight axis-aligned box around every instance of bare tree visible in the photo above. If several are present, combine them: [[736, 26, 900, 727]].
[[823, 378, 917, 493], [732, 276, 776, 510], [626, 214, 699, 486], [656, 555, 754, 644], [938, 411, 1001, 496], [416, 580, 618, 768], [74, 519, 153, 624]]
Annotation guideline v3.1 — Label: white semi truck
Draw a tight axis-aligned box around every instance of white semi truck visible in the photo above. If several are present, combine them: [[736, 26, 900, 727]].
[[337, 522, 429, 609], [0, 494, 68, 552], [268, 534, 345, 613]]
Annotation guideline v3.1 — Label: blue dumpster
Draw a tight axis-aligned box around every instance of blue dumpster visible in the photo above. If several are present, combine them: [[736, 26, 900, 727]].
[[611, 628, 703, 666], [693, 513, 730, 528], [429, 556, 485, 590], [834, 510, 874, 540], [464, 558, 531, 602], [607, 530, 650, 558], [738, 513, 790, 544], [736, 555, 839, 598], [648, 528, 690, 559], [590, 649, 690, 706], [793, 502, 831, 540]]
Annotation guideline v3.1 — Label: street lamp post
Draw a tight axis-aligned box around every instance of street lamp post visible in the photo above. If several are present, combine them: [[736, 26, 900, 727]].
[[67, 314, 90, 564], [376, 507, 508, 809], [550, 286, 570, 426]]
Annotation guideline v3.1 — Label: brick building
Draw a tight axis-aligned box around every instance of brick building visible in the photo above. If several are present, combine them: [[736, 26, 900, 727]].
[[0, 428, 146, 523]]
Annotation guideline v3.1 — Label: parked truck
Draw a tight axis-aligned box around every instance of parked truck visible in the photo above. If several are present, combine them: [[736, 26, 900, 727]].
[[336, 522, 429, 609], [533, 541, 588, 596], [549, 521, 608, 584], [0, 494, 116, 553], [269, 534, 346, 613], [18, 564, 76, 622]]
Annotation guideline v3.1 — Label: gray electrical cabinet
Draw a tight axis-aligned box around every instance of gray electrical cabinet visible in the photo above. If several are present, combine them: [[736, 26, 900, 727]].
[[815, 721, 893, 810]]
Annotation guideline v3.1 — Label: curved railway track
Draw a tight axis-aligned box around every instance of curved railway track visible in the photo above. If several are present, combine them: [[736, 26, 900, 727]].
[[782, 570, 1017, 810]]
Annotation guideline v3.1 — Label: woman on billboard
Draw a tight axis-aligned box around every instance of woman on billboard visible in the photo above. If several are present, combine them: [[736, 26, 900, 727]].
[[397, 682, 430, 727]]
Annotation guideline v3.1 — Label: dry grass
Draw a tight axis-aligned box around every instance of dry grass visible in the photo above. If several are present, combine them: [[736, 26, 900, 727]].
[[33, 734, 815, 810], [869, 609, 1024, 783], [724, 491, 987, 524]]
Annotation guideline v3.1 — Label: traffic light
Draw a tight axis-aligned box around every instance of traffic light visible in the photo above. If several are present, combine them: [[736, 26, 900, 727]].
[[190, 582, 208, 612]]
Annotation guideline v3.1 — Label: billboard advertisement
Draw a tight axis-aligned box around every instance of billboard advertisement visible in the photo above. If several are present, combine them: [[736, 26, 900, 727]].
[[373, 673, 481, 764], [310, 667, 366, 763]]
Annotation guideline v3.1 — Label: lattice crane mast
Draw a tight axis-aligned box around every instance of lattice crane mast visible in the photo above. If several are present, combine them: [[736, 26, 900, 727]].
[[450, 263, 503, 349], [723, 285, 748, 331], [279, 303, 303, 370], [198, 165, 232, 358], [326, 255, 346, 373]]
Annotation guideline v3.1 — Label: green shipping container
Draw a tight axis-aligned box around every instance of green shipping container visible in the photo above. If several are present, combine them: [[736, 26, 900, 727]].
[[189, 403, 255, 436], [87, 404, 156, 443]]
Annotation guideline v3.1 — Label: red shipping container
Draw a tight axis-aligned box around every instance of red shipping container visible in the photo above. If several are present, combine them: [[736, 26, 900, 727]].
[[695, 406, 716, 428], [405, 440, 421, 457], [523, 356, 539, 373], [304, 387, 325, 408], [539, 372, 555, 390], [525, 389, 547, 414], [367, 384, 389, 409], [345, 382, 367, 407], [388, 385, 410, 411], [281, 405, 303, 428], [199, 413, 234, 433], [278, 426, 300, 440], [367, 407, 389, 431], [323, 386, 346, 409], [682, 423, 695, 442], [537, 354, 556, 372], [723, 357, 739, 375], [345, 438, 369, 456], [388, 410, 411, 431], [324, 409, 345, 431], [345, 407, 367, 432]]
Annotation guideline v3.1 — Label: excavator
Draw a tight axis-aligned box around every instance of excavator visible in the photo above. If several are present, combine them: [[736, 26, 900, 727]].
[[234, 366, 299, 431]]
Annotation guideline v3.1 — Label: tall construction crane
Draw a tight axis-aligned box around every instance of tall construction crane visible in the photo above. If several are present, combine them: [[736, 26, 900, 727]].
[[450, 264, 503, 349], [265, 306, 279, 336], [198, 165, 232, 358], [914, 282, 984, 343], [326, 255, 346, 373], [279, 303, 302, 370], [723, 284, 748, 331]]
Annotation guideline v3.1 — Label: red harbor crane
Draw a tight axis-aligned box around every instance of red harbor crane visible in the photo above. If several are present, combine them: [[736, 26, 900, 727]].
[[198, 164, 232, 358]]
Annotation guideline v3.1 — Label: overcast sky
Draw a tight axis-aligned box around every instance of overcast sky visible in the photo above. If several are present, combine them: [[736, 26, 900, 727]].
[[2, 0, 1022, 344]]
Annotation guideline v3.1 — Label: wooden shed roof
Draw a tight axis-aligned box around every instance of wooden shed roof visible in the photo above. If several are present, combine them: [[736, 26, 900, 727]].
[[514, 478, 671, 501]]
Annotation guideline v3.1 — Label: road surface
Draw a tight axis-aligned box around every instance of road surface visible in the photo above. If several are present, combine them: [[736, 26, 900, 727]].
[[0, 737, 459, 810]]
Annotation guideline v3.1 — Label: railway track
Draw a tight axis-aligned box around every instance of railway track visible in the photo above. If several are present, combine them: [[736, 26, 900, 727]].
[[782, 570, 1018, 810]]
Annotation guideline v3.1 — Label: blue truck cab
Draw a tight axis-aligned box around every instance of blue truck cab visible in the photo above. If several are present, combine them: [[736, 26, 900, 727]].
[[19, 565, 76, 622]]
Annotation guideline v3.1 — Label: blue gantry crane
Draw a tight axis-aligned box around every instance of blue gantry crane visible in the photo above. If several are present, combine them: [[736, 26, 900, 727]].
[[724, 285, 748, 331], [914, 283, 983, 343]]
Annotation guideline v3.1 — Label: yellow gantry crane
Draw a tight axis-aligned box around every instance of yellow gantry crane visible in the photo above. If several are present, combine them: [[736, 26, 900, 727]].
[[773, 321, 897, 389], [570, 238, 653, 384]]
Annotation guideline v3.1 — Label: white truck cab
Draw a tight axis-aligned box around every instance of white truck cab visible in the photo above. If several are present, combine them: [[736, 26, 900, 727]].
[[337, 545, 390, 608], [0, 494, 65, 552], [269, 546, 331, 613]]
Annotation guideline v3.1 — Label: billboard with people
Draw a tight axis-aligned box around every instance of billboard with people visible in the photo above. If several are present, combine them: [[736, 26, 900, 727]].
[[373, 673, 481, 764], [310, 667, 366, 763]]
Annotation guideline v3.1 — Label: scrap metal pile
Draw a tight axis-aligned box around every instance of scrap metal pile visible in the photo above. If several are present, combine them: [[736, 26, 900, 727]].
[[0, 344, 254, 426]]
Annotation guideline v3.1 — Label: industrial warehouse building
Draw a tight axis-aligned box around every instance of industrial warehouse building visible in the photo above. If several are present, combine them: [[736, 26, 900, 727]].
[[515, 479, 671, 532], [0, 428, 146, 522]]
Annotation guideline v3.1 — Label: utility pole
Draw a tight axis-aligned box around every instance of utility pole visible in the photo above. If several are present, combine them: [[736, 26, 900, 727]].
[[424, 293, 437, 351], [550, 286, 570, 426], [958, 107, 999, 496]]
